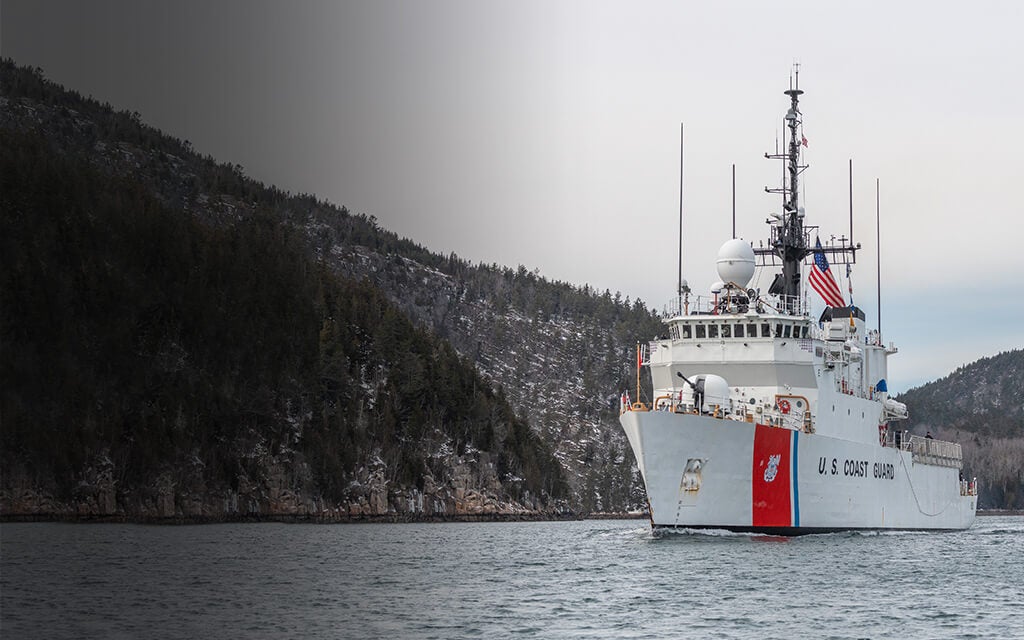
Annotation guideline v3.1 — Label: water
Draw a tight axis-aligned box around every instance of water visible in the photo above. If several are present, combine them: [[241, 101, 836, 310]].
[[2, 517, 1022, 639]]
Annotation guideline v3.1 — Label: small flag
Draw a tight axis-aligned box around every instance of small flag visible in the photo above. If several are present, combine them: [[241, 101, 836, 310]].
[[801, 134, 808, 147], [809, 239, 845, 308]]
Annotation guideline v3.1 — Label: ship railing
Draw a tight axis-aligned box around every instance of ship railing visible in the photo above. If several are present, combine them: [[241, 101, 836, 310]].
[[960, 478, 979, 497], [907, 435, 963, 469], [885, 429, 909, 450], [661, 294, 809, 318], [643, 394, 814, 432]]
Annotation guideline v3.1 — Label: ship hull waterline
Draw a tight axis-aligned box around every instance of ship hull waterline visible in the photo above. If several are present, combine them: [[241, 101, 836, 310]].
[[620, 410, 976, 534]]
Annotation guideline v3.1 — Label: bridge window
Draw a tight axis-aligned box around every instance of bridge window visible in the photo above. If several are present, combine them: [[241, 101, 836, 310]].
[[721, 324, 732, 338], [708, 325, 719, 339], [735, 324, 745, 338], [761, 323, 770, 337], [747, 323, 758, 337], [775, 323, 783, 337], [800, 326, 809, 338], [681, 324, 692, 339], [696, 325, 706, 339], [783, 325, 792, 338]]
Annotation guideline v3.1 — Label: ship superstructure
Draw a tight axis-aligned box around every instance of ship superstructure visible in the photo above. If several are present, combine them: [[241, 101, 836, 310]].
[[619, 77, 977, 533]]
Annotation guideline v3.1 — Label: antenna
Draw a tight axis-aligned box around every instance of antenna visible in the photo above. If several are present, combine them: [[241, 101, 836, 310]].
[[876, 178, 881, 336], [849, 159, 854, 247], [754, 70, 858, 314], [776, 131, 784, 212], [732, 164, 736, 239], [678, 123, 684, 305]]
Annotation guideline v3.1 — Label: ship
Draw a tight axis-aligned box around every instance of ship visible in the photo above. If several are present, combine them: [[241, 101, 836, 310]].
[[619, 77, 978, 534]]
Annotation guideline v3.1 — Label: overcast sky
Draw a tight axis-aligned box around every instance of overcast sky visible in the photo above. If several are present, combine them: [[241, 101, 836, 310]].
[[4, 0, 1022, 390]]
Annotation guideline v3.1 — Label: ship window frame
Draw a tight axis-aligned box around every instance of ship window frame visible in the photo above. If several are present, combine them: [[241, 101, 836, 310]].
[[681, 324, 692, 339], [761, 323, 771, 338], [696, 325, 706, 339], [747, 323, 758, 338], [721, 324, 732, 338], [708, 325, 719, 339], [775, 323, 783, 338], [783, 325, 792, 339], [735, 324, 745, 338]]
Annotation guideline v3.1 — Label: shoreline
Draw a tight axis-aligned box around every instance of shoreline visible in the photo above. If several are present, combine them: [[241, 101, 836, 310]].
[[0, 511, 650, 525], [5, 510, 1017, 524]]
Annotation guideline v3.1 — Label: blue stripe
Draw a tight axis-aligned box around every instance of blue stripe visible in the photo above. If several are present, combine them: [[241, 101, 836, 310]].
[[792, 430, 800, 527]]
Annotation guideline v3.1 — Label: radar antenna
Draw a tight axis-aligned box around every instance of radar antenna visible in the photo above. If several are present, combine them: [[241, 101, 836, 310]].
[[755, 67, 859, 314]]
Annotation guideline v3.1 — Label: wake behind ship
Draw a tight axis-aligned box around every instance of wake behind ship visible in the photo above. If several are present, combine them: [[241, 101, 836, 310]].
[[620, 77, 977, 534]]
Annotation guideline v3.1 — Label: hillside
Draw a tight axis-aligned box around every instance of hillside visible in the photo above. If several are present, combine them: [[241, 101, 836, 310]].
[[0, 123, 570, 519], [0, 59, 658, 517], [897, 350, 1024, 509]]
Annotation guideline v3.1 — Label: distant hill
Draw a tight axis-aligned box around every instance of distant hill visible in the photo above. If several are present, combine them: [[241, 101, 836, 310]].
[[899, 350, 1024, 438], [0, 59, 656, 518], [897, 350, 1024, 509]]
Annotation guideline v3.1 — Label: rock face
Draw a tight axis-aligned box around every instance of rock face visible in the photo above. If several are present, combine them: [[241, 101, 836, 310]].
[[1, 449, 568, 521]]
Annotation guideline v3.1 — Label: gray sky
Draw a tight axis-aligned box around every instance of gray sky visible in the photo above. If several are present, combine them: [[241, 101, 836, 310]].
[[4, 0, 1022, 390]]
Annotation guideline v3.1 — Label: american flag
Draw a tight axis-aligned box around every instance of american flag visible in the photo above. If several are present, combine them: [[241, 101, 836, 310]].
[[809, 239, 845, 308]]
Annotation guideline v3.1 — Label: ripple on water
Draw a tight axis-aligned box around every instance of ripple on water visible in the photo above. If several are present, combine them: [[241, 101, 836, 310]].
[[2, 518, 1023, 639]]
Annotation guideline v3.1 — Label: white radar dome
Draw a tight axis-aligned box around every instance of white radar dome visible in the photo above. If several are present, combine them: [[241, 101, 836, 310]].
[[716, 239, 756, 288], [710, 281, 725, 295]]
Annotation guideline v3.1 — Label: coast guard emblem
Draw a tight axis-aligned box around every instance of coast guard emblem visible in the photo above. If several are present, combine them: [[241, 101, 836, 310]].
[[764, 454, 781, 483]]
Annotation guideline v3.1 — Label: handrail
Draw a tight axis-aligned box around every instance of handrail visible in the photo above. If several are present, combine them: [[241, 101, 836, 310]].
[[960, 478, 978, 496], [661, 293, 810, 318], [907, 434, 963, 468], [653, 394, 675, 411]]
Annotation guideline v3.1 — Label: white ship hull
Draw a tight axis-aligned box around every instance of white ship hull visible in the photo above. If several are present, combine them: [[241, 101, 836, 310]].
[[620, 77, 978, 533], [621, 410, 976, 533]]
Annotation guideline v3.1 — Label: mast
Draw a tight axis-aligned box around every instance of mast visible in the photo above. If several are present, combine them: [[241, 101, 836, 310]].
[[779, 81, 808, 308], [755, 67, 859, 314]]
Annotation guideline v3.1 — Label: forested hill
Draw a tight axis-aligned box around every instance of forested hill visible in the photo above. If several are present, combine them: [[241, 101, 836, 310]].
[[1, 124, 569, 518], [1, 59, 660, 518], [896, 350, 1024, 509], [898, 350, 1024, 438]]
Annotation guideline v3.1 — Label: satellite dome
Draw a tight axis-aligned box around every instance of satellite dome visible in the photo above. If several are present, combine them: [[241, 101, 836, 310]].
[[716, 239, 756, 288], [710, 281, 725, 295]]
